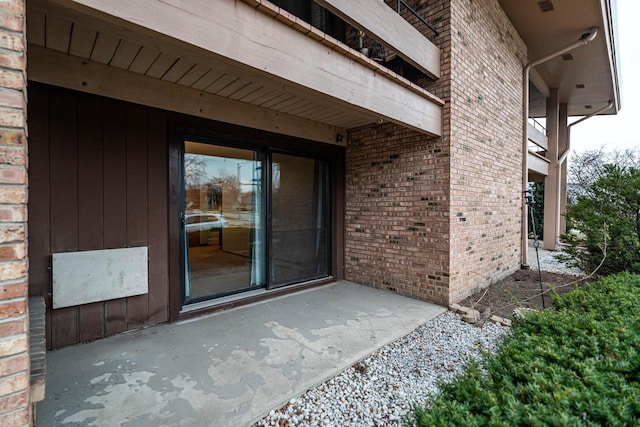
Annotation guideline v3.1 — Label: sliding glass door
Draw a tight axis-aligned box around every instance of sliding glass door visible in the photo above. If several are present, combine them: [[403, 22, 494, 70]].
[[270, 153, 330, 287], [183, 142, 264, 303], [182, 142, 330, 305]]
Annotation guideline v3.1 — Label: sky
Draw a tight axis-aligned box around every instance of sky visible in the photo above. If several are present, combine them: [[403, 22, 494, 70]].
[[569, 0, 639, 154]]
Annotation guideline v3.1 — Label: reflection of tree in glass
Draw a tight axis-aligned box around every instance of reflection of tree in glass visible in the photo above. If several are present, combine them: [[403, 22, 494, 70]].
[[184, 154, 207, 188], [212, 169, 241, 211]]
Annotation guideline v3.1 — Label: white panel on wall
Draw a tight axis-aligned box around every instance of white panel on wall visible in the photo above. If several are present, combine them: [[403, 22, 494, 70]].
[[52, 247, 148, 309]]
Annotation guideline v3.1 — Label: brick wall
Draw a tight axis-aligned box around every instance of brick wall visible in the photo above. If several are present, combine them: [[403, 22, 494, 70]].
[[345, 0, 452, 305], [345, 124, 450, 304], [447, 0, 526, 302], [0, 0, 30, 425], [345, 0, 526, 305]]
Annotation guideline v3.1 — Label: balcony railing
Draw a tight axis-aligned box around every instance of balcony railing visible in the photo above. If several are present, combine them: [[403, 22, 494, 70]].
[[527, 117, 548, 156], [395, 0, 439, 36], [528, 117, 547, 135], [273, 0, 440, 82]]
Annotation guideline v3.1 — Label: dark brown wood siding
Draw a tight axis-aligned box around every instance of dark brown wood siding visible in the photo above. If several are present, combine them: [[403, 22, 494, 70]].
[[27, 82, 170, 349], [28, 82, 345, 349]]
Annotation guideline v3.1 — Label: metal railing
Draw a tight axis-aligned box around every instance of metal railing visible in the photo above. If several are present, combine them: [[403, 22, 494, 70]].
[[396, 0, 439, 36], [527, 117, 547, 156], [527, 117, 547, 135]]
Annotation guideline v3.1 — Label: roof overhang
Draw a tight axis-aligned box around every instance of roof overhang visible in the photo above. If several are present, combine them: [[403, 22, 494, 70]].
[[26, 0, 443, 147], [499, 0, 621, 117]]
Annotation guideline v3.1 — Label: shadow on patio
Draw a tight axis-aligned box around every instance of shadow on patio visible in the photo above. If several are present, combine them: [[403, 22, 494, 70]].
[[37, 281, 445, 426]]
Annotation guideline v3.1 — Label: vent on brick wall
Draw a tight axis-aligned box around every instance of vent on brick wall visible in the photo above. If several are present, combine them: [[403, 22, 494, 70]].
[[537, 0, 555, 12], [576, 83, 585, 89], [562, 53, 574, 61]]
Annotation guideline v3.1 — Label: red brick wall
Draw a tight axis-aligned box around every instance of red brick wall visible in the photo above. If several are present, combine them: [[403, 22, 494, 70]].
[[345, 0, 526, 305], [0, 0, 30, 425], [345, 124, 450, 304], [345, 0, 452, 305], [447, 0, 526, 302]]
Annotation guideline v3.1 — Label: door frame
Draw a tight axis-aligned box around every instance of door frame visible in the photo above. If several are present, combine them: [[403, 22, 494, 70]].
[[266, 150, 332, 289], [180, 140, 269, 305], [167, 113, 345, 321]]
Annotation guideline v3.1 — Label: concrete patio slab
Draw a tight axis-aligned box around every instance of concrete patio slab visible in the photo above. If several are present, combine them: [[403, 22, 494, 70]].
[[37, 281, 445, 426]]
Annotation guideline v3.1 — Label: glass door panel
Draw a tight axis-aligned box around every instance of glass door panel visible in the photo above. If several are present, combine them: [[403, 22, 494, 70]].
[[183, 142, 264, 303], [270, 153, 330, 287]]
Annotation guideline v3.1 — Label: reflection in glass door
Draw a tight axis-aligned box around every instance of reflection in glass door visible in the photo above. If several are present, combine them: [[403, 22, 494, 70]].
[[270, 153, 330, 287], [183, 142, 264, 303]]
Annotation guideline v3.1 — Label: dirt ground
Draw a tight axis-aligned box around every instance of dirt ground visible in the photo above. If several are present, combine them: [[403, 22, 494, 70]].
[[459, 269, 588, 323]]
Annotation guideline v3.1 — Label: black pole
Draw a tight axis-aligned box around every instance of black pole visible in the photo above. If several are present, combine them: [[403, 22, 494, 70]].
[[525, 190, 545, 309]]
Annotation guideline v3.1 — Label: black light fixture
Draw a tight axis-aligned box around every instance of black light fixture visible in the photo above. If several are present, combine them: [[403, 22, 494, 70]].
[[336, 133, 343, 143]]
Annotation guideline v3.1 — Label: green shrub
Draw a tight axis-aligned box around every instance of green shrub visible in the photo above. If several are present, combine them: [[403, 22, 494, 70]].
[[411, 273, 640, 426], [558, 165, 640, 275], [527, 182, 544, 239]]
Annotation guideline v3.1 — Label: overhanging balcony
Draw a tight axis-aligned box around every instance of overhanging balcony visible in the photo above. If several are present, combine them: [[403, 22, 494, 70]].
[[28, 0, 444, 145], [527, 119, 549, 181]]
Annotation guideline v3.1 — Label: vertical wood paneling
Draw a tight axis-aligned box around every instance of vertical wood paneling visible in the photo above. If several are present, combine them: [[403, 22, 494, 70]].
[[27, 83, 50, 297], [147, 110, 169, 324], [77, 92, 105, 342], [167, 120, 182, 321], [26, 83, 52, 349], [125, 104, 150, 328], [103, 98, 129, 335], [30, 84, 173, 348], [48, 86, 79, 348]]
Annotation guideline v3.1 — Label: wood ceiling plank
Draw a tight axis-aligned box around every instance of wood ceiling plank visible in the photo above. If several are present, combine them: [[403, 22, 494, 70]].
[[46, 15, 73, 53], [161, 57, 195, 82], [109, 39, 141, 69], [204, 74, 238, 94], [128, 45, 161, 74], [267, 95, 301, 111], [29, 45, 346, 146], [27, 9, 46, 46], [189, 69, 224, 91], [90, 31, 121, 64], [227, 82, 263, 101], [215, 79, 251, 98], [176, 64, 210, 87], [278, 99, 313, 114], [256, 93, 292, 109], [295, 104, 328, 119], [145, 52, 179, 79], [68, 23, 97, 58], [239, 87, 276, 104]]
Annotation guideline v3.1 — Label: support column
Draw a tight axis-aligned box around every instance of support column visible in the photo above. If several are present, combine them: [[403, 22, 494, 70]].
[[543, 89, 559, 250], [0, 0, 30, 426], [558, 103, 569, 236]]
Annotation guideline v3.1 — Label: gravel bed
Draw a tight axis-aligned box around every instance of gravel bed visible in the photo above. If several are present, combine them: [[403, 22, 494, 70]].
[[255, 311, 508, 427], [535, 253, 584, 276]]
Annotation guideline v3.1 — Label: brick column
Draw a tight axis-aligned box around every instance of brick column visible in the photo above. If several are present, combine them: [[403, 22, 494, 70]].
[[0, 0, 30, 426]]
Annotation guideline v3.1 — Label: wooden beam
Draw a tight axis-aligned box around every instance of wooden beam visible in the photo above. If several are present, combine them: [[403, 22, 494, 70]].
[[49, 0, 442, 136], [315, 0, 440, 79], [28, 45, 346, 145]]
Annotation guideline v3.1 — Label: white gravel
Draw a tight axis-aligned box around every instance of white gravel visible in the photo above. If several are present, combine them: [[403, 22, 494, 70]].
[[536, 252, 584, 276], [255, 311, 508, 427]]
